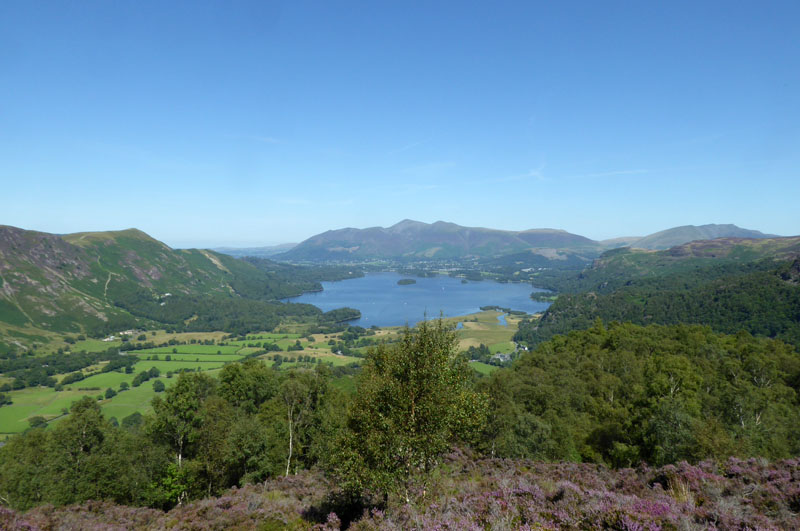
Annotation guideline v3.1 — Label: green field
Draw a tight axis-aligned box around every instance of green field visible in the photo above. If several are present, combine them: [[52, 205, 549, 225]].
[[0, 345, 362, 436], [0, 313, 513, 439], [99, 369, 221, 422], [487, 341, 515, 354], [237, 347, 263, 356], [0, 387, 95, 437], [134, 353, 244, 362], [137, 345, 242, 354], [72, 338, 123, 352], [448, 310, 520, 352], [1, 359, 228, 437], [227, 333, 301, 344], [275, 338, 302, 350], [128, 360, 229, 373], [469, 361, 500, 375], [279, 354, 362, 369], [100, 378, 175, 421]]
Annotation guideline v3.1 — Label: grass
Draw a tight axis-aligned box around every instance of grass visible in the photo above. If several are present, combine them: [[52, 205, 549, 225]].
[[236, 347, 263, 356], [100, 372, 226, 421], [0, 312, 517, 438], [63, 331, 231, 355], [227, 333, 301, 344], [0, 359, 230, 437], [100, 379, 170, 421], [0, 387, 95, 437], [488, 341, 515, 354], [276, 354, 362, 368], [451, 310, 520, 352], [65, 370, 130, 389], [128, 360, 229, 373], [134, 353, 244, 362], [72, 338, 122, 352], [469, 361, 500, 375], [275, 338, 302, 350], [136, 345, 241, 355]]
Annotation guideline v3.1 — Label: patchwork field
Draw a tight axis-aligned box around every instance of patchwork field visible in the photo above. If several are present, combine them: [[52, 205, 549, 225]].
[[0, 330, 362, 438], [1, 312, 520, 439], [446, 310, 521, 355]]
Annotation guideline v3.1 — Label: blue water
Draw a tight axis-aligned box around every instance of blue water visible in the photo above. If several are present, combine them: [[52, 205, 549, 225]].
[[285, 272, 551, 327]]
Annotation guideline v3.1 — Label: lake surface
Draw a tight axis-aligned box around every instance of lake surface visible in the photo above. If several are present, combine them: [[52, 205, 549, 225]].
[[285, 272, 551, 327]]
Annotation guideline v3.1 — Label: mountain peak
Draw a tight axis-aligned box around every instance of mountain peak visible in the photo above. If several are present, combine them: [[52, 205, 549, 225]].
[[631, 224, 776, 250], [389, 219, 427, 231]]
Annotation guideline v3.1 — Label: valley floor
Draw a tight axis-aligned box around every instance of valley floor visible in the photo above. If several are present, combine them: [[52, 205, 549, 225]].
[[1, 310, 517, 438]]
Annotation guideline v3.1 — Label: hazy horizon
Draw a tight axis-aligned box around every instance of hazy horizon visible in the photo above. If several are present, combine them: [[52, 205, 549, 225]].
[[1, 218, 791, 250]]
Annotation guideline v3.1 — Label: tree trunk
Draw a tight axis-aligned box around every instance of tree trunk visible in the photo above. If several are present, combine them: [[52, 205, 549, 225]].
[[285, 404, 293, 477]]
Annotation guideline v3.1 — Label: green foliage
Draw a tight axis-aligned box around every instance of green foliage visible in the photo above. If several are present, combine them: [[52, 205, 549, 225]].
[[27, 416, 47, 429], [217, 359, 278, 414], [518, 256, 800, 348], [333, 319, 488, 502], [121, 411, 142, 430], [0, 226, 367, 343], [0, 348, 131, 390], [0, 396, 171, 510], [148, 372, 216, 466], [490, 322, 800, 466], [131, 370, 150, 387]]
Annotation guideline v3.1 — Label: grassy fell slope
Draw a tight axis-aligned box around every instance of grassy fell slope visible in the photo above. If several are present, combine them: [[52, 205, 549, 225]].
[[0, 226, 327, 343]]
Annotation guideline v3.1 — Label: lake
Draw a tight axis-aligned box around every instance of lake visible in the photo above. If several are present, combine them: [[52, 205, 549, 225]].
[[285, 272, 551, 327]]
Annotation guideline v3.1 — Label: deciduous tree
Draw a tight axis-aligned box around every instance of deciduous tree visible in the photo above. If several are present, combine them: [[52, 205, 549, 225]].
[[334, 318, 487, 502]]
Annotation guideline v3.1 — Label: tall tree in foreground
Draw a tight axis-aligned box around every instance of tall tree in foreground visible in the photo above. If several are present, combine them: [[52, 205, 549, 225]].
[[148, 372, 216, 467], [333, 318, 487, 503]]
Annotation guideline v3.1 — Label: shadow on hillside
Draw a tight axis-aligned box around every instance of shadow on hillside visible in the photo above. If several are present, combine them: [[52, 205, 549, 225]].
[[302, 490, 384, 530]]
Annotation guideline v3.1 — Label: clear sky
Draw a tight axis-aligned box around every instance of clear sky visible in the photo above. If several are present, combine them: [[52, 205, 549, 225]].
[[1, 1, 798, 248]]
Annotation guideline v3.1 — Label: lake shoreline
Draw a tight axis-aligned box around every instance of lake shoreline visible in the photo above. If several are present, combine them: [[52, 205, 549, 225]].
[[283, 271, 551, 328]]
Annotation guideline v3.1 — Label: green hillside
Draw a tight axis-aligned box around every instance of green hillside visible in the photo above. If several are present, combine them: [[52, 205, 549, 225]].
[[0, 226, 359, 352], [516, 237, 800, 347]]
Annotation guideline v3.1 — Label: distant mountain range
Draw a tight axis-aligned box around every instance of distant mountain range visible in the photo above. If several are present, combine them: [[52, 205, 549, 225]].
[[269, 220, 781, 262], [213, 243, 297, 258], [275, 219, 600, 262]]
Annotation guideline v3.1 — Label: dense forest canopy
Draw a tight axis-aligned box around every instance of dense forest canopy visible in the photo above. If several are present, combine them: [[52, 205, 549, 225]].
[[516, 240, 800, 348], [494, 321, 800, 467]]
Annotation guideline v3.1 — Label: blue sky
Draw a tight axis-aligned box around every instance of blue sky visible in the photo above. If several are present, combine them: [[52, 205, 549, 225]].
[[1, 1, 798, 247]]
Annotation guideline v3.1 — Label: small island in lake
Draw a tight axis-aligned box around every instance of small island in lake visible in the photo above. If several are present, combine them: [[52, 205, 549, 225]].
[[397, 278, 417, 285]]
